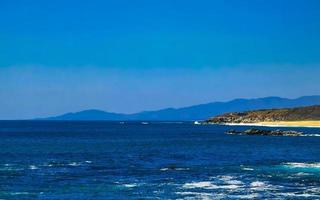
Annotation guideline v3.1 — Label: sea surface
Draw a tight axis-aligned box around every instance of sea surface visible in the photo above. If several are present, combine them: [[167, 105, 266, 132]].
[[0, 121, 320, 199]]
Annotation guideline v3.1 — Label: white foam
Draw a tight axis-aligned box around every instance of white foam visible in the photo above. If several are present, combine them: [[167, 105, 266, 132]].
[[224, 180, 243, 185], [303, 134, 320, 137], [0, 166, 23, 171], [85, 161, 92, 164], [278, 192, 320, 198], [176, 191, 215, 199], [242, 167, 254, 171], [217, 175, 234, 181], [249, 181, 281, 191], [123, 183, 138, 188], [182, 181, 213, 189], [68, 162, 81, 166], [216, 175, 243, 185], [305, 187, 320, 193], [176, 168, 189, 171], [10, 192, 29, 195], [160, 167, 189, 171], [29, 165, 38, 170], [284, 162, 320, 168], [295, 172, 310, 176], [230, 193, 260, 199], [182, 181, 240, 190], [250, 181, 266, 188]]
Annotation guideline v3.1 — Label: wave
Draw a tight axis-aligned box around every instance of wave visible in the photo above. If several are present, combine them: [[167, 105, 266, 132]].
[[277, 192, 320, 198], [42, 161, 93, 167], [250, 181, 266, 188], [303, 134, 320, 137], [0, 164, 24, 171], [29, 165, 38, 170], [123, 183, 138, 188], [10, 192, 30, 195], [182, 181, 241, 190], [229, 193, 260, 199], [216, 175, 243, 185], [160, 167, 189, 171], [283, 162, 320, 169], [175, 191, 216, 199], [242, 167, 254, 171], [176, 192, 260, 200], [68, 162, 82, 166]]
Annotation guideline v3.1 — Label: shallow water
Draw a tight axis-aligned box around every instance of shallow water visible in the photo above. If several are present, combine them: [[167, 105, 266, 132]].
[[0, 121, 319, 199]]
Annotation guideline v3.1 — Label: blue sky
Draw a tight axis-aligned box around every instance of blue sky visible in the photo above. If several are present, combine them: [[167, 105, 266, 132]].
[[1, 0, 320, 119]]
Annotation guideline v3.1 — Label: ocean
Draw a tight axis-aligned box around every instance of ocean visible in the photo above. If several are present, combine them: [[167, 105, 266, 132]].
[[0, 121, 320, 199]]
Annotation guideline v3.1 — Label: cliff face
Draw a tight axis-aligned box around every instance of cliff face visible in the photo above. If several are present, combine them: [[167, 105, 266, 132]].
[[207, 105, 320, 124]]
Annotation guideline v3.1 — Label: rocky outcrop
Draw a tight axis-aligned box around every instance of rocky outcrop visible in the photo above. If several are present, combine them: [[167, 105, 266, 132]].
[[207, 105, 320, 124], [227, 128, 303, 136]]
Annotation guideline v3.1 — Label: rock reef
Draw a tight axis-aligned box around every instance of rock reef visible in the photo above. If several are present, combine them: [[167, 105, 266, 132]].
[[227, 128, 303, 136]]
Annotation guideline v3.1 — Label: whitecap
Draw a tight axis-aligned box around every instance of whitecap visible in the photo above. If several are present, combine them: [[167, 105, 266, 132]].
[[0, 166, 23, 171], [160, 167, 189, 171], [278, 192, 320, 198], [29, 165, 38, 170], [215, 175, 243, 185], [302, 134, 320, 137], [242, 167, 254, 171], [224, 180, 243, 185], [305, 187, 320, 193], [123, 183, 138, 188], [176, 191, 215, 199], [68, 162, 81, 166], [10, 192, 29, 195], [249, 181, 280, 191], [182, 181, 240, 190], [217, 175, 234, 181], [295, 172, 311, 176], [230, 193, 260, 199], [182, 181, 213, 189], [250, 181, 266, 188], [176, 168, 189, 171], [284, 162, 320, 169]]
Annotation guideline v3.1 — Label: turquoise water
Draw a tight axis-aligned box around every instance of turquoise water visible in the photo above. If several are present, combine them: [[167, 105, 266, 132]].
[[0, 121, 320, 199]]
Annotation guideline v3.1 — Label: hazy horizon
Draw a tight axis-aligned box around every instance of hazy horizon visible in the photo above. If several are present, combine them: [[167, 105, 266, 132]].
[[1, 0, 320, 119], [3, 93, 320, 120]]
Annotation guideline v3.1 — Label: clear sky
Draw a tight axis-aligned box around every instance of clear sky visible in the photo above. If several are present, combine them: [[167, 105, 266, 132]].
[[1, 0, 320, 119]]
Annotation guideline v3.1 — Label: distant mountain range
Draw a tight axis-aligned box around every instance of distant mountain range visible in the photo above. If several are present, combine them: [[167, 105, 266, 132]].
[[41, 95, 320, 121]]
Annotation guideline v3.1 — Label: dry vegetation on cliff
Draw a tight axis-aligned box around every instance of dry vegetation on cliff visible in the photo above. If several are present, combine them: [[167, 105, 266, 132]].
[[207, 105, 320, 125]]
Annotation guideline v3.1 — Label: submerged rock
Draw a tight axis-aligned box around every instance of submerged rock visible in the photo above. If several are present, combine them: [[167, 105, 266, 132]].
[[227, 128, 303, 136], [226, 129, 242, 134]]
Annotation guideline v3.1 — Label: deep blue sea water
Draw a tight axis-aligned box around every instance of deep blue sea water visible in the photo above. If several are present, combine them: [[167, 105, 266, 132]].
[[0, 121, 320, 199]]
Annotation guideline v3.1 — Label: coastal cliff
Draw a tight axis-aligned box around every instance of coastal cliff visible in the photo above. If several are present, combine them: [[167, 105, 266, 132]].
[[206, 105, 320, 126]]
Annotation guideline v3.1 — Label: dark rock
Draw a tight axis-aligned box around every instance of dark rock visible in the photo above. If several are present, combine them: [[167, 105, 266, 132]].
[[227, 128, 303, 136], [226, 129, 242, 134]]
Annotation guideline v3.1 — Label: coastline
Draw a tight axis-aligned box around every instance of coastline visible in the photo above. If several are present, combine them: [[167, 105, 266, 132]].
[[219, 121, 320, 128]]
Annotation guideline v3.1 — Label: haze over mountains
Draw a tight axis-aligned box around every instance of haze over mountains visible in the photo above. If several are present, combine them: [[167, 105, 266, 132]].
[[41, 95, 320, 121]]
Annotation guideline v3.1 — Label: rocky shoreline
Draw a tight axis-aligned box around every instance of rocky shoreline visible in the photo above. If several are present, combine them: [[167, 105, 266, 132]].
[[226, 128, 303, 136], [206, 105, 320, 124]]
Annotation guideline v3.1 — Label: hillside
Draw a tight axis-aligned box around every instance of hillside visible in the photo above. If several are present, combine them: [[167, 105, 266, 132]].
[[207, 105, 320, 124]]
